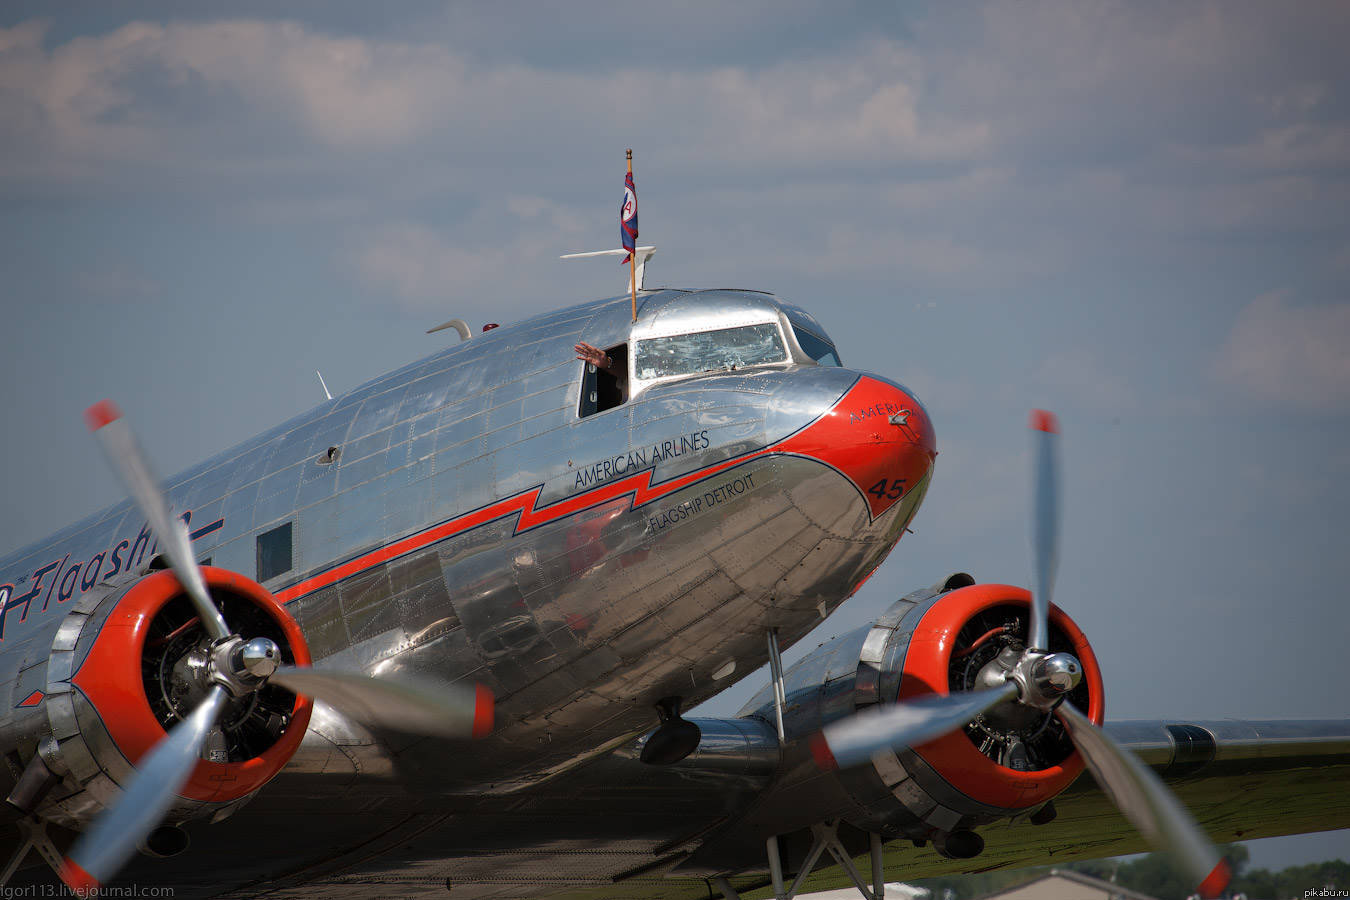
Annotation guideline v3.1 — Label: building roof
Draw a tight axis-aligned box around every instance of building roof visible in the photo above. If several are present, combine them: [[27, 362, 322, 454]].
[[975, 869, 1161, 900]]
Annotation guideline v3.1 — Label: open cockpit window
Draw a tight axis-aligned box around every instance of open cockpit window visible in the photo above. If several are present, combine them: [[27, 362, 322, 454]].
[[634, 322, 787, 382], [792, 326, 842, 366], [579, 343, 628, 417]]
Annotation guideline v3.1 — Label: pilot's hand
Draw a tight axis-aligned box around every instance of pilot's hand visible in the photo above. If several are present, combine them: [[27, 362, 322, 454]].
[[575, 342, 611, 371]]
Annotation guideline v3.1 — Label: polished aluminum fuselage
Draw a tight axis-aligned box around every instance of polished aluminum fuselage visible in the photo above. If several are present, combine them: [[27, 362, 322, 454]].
[[0, 289, 931, 793]]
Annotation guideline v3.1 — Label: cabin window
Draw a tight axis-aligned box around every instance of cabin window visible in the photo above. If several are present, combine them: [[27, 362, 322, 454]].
[[578, 344, 628, 417], [792, 326, 842, 366], [256, 522, 293, 582], [634, 323, 786, 381]]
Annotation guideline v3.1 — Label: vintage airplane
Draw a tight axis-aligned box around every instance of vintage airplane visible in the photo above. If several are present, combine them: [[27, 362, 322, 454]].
[[1, 261, 1348, 899]]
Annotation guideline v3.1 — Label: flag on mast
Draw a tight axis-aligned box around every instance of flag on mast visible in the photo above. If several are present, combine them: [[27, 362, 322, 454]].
[[620, 169, 638, 264]]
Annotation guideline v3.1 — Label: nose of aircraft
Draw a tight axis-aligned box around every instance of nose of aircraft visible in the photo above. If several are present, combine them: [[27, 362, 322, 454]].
[[775, 374, 936, 520]]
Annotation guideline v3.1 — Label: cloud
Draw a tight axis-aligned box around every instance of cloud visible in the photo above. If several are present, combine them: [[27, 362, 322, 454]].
[[3, 3, 1348, 329], [354, 224, 512, 312], [1214, 291, 1350, 413], [0, 19, 459, 165], [0, 19, 984, 180], [923, 1, 1350, 162], [1209, 124, 1350, 172]]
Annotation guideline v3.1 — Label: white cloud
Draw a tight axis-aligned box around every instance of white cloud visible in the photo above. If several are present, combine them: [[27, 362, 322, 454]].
[[1215, 124, 1350, 171], [1214, 291, 1350, 413], [354, 224, 512, 312], [0, 20, 984, 176], [3, 4, 1347, 330]]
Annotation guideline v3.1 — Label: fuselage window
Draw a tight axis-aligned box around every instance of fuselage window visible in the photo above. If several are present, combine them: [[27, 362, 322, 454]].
[[792, 326, 842, 367], [256, 521, 293, 582], [635, 323, 787, 381]]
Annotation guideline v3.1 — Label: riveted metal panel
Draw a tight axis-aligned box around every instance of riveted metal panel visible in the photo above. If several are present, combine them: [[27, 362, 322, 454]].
[[45, 652, 73, 687], [923, 804, 963, 833], [871, 751, 909, 788], [52, 613, 87, 652], [46, 691, 80, 740], [854, 659, 882, 708], [58, 736, 101, 784], [859, 626, 890, 666], [891, 775, 937, 819], [73, 587, 107, 614]]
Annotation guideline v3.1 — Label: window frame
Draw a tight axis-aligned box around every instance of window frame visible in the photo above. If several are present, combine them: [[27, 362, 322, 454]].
[[576, 342, 630, 419], [630, 319, 791, 393], [790, 324, 842, 367], [256, 521, 294, 583]]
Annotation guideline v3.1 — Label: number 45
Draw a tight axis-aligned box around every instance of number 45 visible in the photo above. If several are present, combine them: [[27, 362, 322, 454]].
[[867, 478, 906, 501]]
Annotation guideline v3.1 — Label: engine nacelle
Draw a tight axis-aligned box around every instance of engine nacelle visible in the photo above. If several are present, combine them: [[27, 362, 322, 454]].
[[25, 567, 311, 830], [739, 573, 1103, 842]]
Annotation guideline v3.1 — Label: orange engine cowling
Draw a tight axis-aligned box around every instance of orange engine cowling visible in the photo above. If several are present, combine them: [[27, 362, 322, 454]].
[[38, 566, 312, 829], [883, 581, 1102, 812], [826, 576, 1103, 839], [736, 574, 1104, 847]]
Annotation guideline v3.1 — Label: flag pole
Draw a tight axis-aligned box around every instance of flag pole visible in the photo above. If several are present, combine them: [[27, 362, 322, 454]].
[[627, 149, 637, 323]]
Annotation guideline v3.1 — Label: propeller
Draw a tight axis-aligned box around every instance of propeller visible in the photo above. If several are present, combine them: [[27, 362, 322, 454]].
[[1058, 703, 1229, 897], [1028, 409, 1058, 653], [812, 410, 1230, 899], [84, 401, 229, 641], [65, 400, 494, 894], [269, 668, 493, 740], [811, 683, 1018, 771]]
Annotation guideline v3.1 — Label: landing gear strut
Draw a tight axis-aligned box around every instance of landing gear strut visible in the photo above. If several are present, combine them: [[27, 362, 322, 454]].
[[715, 821, 888, 900]]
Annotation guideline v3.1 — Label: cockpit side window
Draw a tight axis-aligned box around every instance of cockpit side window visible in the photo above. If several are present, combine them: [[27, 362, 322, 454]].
[[579, 343, 628, 417], [634, 323, 787, 381], [792, 326, 841, 367]]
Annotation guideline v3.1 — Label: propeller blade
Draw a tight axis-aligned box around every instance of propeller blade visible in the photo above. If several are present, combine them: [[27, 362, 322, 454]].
[[270, 668, 494, 740], [811, 681, 1019, 771], [1057, 703, 1230, 899], [85, 400, 230, 642], [60, 685, 229, 894], [1028, 409, 1059, 652]]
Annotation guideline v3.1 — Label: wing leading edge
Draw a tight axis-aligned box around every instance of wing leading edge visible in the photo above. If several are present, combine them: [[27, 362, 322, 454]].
[[584, 717, 1350, 900]]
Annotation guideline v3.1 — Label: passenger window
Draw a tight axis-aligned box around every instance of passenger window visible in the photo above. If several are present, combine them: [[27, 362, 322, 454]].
[[578, 344, 628, 418], [792, 326, 842, 366], [635, 323, 786, 381], [256, 522, 293, 582]]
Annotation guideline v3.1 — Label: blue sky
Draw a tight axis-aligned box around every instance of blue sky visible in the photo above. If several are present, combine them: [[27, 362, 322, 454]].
[[2, 0, 1348, 870]]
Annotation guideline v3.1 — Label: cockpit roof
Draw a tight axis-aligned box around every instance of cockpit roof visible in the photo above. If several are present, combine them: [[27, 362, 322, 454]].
[[630, 289, 786, 341], [616, 289, 841, 395]]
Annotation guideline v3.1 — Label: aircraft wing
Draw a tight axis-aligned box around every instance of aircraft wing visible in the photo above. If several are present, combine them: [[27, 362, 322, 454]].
[[542, 717, 1350, 900]]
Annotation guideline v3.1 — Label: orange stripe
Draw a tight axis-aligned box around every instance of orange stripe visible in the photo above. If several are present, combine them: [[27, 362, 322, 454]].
[[275, 445, 775, 605], [273, 375, 919, 607]]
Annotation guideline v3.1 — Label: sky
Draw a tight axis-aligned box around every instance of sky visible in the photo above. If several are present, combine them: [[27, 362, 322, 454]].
[[2, 0, 1348, 872]]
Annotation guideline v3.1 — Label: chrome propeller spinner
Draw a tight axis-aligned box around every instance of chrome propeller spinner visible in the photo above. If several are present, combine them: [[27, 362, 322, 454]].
[[815, 410, 1230, 899], [62, 401, 494, 895]]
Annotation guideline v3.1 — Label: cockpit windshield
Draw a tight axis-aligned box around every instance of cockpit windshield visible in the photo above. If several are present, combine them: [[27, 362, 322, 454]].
[[792, 326, 841, 366], [635, 322, 787, 381]]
